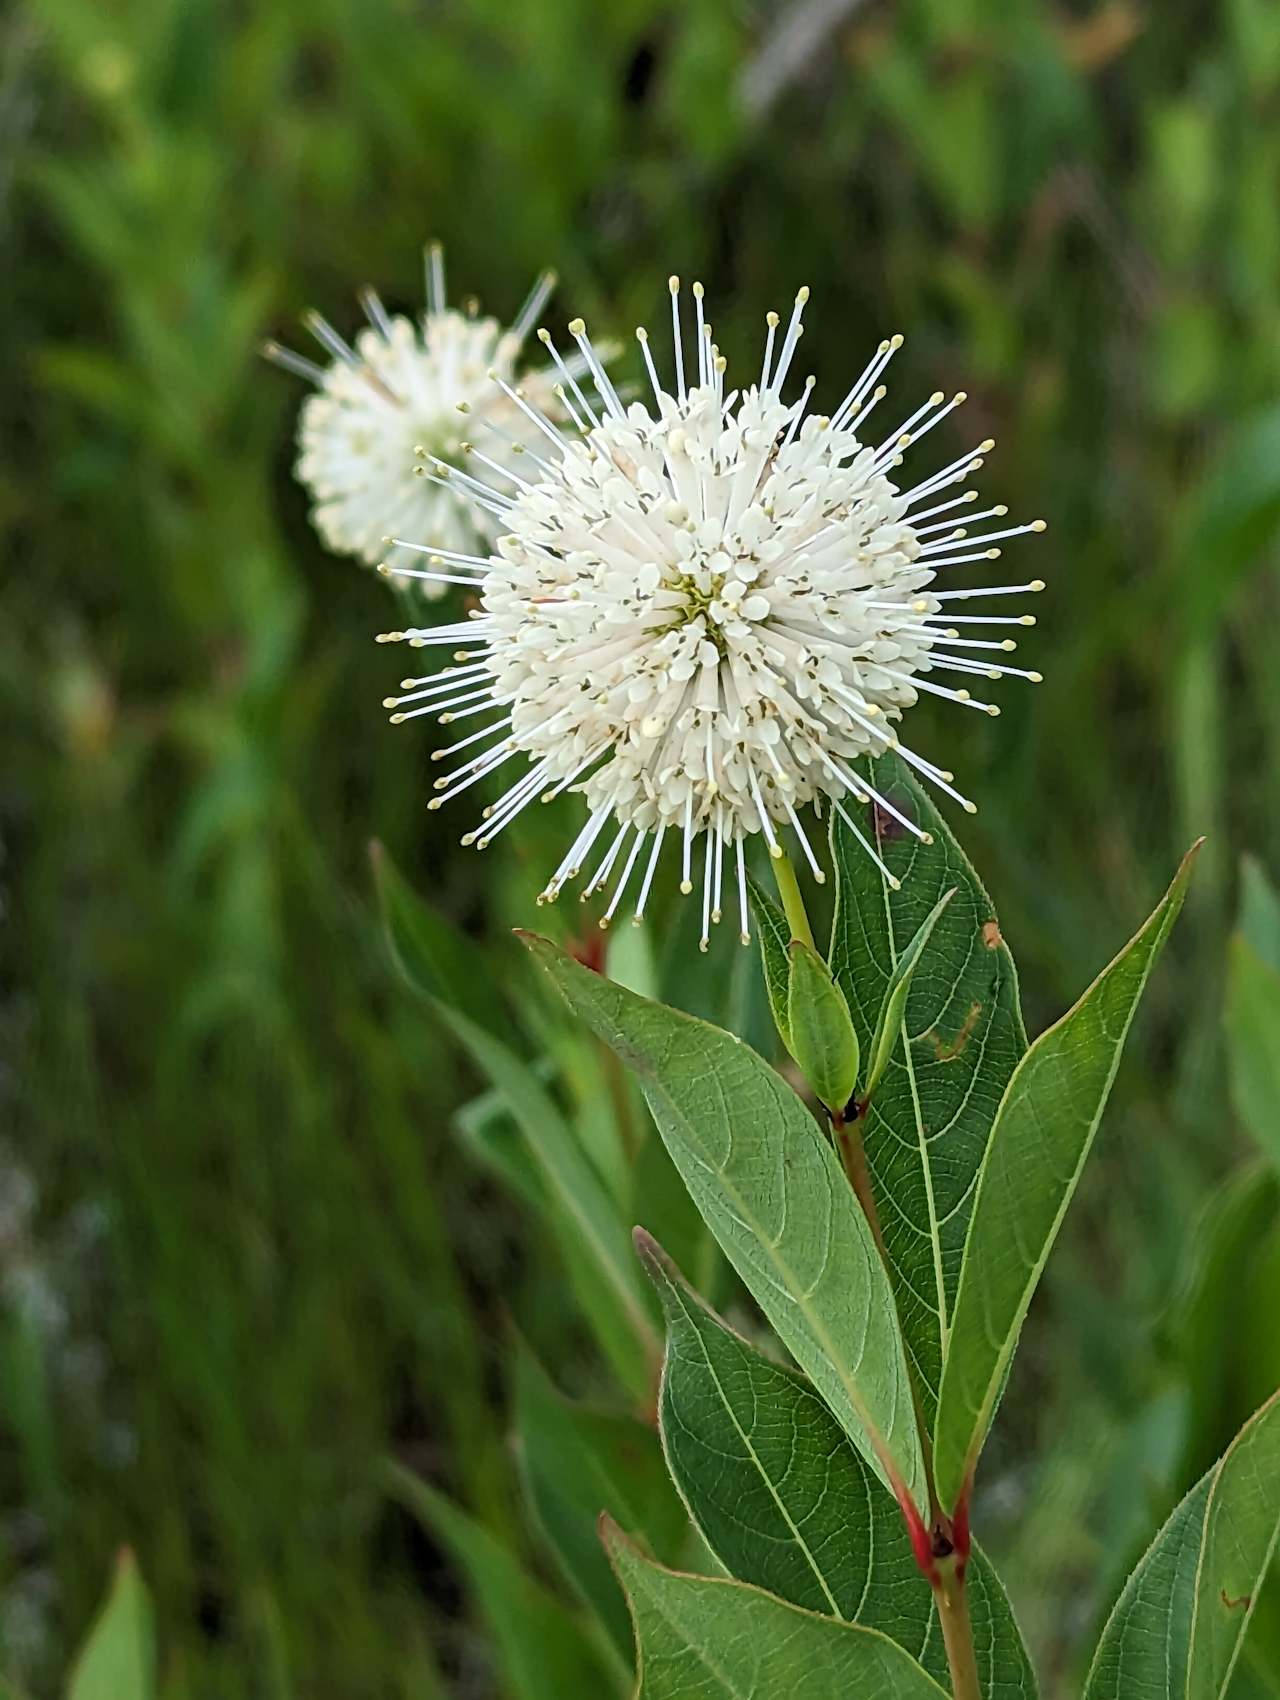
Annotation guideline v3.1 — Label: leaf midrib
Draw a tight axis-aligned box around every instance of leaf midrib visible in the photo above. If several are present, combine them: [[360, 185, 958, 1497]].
[[642, 1063, 922, 1513], [1185, 1386, 1280, 1700], [665, 1283, 845, 1619], [876, 849, 950, 1372]]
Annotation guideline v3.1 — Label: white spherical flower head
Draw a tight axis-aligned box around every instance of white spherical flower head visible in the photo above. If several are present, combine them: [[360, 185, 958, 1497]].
[[265, 246, 570, 593], [383, 279, 1045, 946]]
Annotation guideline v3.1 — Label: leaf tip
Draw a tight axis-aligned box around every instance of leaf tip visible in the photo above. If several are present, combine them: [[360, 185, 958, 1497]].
[[1171, 837, 1205, 896], [632, 1224, 661, 1262], [598, 1510, 632, 1569], [633, 1228, 682, 1314]]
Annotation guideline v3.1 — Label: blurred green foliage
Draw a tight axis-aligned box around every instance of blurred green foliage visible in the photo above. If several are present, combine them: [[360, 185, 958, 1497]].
[[5, 0, 1280, 1693]]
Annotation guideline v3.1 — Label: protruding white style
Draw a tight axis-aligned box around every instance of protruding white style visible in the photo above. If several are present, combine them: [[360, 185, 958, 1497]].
[[265, 246, 569, 590], [378, 279, 1046, 945]]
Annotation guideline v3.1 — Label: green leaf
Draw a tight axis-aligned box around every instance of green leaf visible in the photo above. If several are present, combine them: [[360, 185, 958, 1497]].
[[67, 1550, 154, 1700], [454, 1083, 547, 1210], [787, 941, 859, 1111], [370, 839, 505, 1035], [438, 1005, 659, 1396], [747, 872, 794, 1049], [606, 1527, 947, 1699], [1170, 1163, 1279, 1481], [933, 844, 1200, 1511], [639, 1233, 1040, 1695], [522, 934, 929, 1518], [828, 754, 1027, 1429], [1084, 1390, 1280, 1700], [386, 1464, 626, 1700], [1226, 933, 1280, 1171], [1188, 1391, 1280, 1696], [862, 889, 956, 1107], [1239, 857, 1280, 973], [514, 1345, 688, 1661]]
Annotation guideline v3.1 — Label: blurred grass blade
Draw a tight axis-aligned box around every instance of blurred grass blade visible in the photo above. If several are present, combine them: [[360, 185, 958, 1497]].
[[522, 933, 929, 1519], [828, 754, 1027, 1431], [387, 1465, 626, 1699], [437, 1006, 659, 1393], [637, 1232, 1039, 1694], [604, 1524, 948, 1698], [1084, 1390, 1280, 1699], [370, 839, 506, 1035], [1170, 1164, 1280, 1483], [455, 1083, 547, 1210], [1226, 934, 1280, 1170], [933, 844, 1200, 1511], [67, 1550, 154, 1700], [514, 1344, 687, 1660], [1239, 857, 1280, 971], [861, 888, 956, 1106]]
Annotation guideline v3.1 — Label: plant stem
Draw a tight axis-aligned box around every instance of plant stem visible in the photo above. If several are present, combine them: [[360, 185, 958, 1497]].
[[770, 850, 816, 950], [831, 1109, 888, 1265], [934, 1558, 982, 1700]]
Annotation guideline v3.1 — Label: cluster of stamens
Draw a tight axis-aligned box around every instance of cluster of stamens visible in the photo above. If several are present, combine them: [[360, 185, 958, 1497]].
[[373, 277, 1045, 946]]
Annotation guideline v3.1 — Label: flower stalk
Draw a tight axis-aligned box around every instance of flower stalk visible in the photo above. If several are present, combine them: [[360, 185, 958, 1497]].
[[770, 849, 816, 952]]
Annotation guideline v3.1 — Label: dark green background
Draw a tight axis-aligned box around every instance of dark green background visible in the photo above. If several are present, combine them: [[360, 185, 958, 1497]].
[[6, 0, 1280, 1692]]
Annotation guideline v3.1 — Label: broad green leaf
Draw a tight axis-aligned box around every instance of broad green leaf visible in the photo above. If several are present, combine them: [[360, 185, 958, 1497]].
[[370, 840, 505, 1035], [387, 1464, 626, 1700], [639, 1233, 1040, 1695], [606, 1527, 947, 1699], [67, 1550, 154, 1700], [787, 941, 859, 1111], [1084, 1390, 1280, 1700], [1188, 1390, 1280, 1697], [747, 872, 794, 1048], [1226, 933, 1280, 1171], [522, 934, 929, 1517], [933, 845, 1200, 1511], [514, 1346, 688, 1660], [863, 889, 956, 1107], [828, 754, 1027, 1428], [438, 1006, 659, 1395]]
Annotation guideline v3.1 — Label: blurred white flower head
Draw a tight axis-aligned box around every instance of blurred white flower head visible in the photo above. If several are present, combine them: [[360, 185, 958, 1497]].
[[381, 279, 1045, 944], [266, 247, 568, 591]]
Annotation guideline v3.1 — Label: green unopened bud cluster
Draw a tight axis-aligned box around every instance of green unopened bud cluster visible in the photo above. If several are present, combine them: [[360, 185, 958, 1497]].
[[754, 870, 957, 1118], [787, 941, 860, 1112]]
